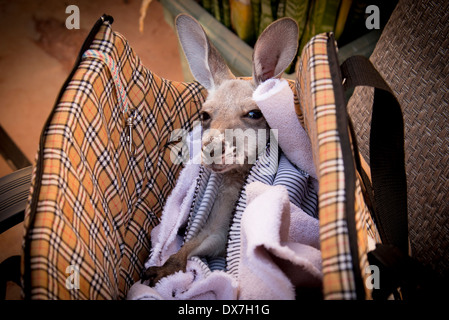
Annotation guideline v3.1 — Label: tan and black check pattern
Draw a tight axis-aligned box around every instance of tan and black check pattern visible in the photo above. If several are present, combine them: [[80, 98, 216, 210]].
[[22, 22, 205, 299], [296, 33, 381, 299]]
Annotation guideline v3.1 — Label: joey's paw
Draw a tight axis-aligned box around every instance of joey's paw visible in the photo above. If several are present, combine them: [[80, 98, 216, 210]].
[[141, 259, 187, 287], [141, 266, 165, 287]]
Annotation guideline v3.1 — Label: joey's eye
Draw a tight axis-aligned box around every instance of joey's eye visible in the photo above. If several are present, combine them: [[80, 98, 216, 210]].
[[200, 112, 211, 122], [245, 110, 263, 120]]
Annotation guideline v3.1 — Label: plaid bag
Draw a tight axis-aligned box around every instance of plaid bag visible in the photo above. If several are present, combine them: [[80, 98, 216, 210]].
[[22, 16, 411, 300], [21, 16, 205, 299]]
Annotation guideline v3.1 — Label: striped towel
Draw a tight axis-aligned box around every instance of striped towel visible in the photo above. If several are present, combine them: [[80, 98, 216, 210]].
[[227, 146, 318, 278], [184, 144, 318, 276]]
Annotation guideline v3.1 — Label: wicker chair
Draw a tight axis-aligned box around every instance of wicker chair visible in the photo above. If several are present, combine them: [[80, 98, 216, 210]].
[[348, 0, 449, 278]]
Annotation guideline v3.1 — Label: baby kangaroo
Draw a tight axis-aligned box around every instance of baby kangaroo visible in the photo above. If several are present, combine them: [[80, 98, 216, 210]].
[[142, 14, 299, 286]]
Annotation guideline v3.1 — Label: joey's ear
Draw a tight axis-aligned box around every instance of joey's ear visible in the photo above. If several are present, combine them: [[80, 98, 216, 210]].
[[252, 18, 299, 85], [175, 14, 234, 90]]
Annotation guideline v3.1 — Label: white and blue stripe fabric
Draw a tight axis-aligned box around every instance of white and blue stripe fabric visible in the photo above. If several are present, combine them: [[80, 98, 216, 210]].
[[183, 143, 319, 277]]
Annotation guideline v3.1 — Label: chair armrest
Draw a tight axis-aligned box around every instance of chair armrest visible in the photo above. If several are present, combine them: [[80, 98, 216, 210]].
[[0, 166, 32, 234]]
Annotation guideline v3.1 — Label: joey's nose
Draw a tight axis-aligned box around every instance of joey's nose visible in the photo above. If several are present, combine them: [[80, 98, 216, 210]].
[[202, 133, 226, 158]]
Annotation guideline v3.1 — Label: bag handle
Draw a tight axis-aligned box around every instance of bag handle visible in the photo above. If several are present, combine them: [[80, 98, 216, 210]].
[[340, 55, 408, 255], [340, 56, 449, 300]]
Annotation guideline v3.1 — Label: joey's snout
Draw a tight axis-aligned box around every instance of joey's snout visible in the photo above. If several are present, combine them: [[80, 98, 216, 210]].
[[200, 126, 269, 174]]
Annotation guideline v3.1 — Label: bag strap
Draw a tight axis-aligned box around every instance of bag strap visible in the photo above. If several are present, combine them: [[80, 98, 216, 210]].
[[340, 55, 408, 255], [340, 56, 449, 300]]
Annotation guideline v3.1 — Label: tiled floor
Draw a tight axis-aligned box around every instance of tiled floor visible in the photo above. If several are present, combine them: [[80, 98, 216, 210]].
[[0, 0, 184, 299]]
